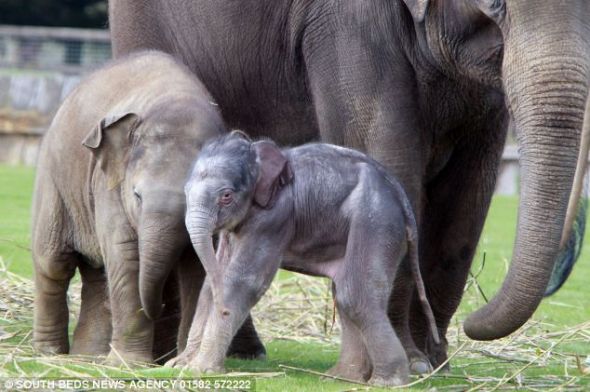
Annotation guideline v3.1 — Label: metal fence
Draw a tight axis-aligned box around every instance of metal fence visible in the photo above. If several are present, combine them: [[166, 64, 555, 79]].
[[0, 25, 111, 74]]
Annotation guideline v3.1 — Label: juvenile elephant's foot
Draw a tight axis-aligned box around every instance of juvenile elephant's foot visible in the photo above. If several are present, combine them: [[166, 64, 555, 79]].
[[325, 362, 371, 382], [105, 349, 152, 367], [407, 349, 433, 375], [33, 339, 69, 355]]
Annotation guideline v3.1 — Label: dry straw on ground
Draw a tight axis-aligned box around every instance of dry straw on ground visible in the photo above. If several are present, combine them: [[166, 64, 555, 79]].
[[0, 257, 588, 390]]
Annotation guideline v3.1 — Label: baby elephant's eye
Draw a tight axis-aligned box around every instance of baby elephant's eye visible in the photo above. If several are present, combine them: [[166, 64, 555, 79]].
[[133, 187, 142, 203], [219, 190, 234, 206]]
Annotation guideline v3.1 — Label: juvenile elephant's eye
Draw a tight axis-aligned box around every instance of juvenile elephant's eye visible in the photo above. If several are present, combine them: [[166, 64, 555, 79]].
[[219, 190, 234, 206]]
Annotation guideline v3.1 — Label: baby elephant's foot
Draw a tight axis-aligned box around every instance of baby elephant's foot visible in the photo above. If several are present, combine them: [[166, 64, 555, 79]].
[[325, 362, 370, 382], [187, 358, 225, 375], [165, 348, 197, 368], [105, 349, 152, 367], [407, 350, 433, 375]]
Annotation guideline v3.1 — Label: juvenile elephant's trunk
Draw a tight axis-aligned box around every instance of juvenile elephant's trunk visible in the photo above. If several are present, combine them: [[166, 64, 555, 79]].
[[464, 2, 590, 340], [139, 208, 188, 320]]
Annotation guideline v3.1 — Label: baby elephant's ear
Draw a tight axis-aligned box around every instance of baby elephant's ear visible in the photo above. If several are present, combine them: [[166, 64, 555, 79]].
[[82, 112, 141, 189], [253, 140, 293, 208]]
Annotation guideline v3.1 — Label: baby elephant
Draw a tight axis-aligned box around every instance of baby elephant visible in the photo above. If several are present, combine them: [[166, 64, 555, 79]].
[[169, 132, 439, 386]]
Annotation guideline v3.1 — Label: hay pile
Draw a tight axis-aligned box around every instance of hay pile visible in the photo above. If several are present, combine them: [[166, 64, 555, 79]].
[[0, 257, 589, 390]]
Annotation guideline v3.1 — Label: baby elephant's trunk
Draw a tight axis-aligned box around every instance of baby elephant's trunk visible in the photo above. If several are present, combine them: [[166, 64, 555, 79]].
[[406, 224, 441, 346]]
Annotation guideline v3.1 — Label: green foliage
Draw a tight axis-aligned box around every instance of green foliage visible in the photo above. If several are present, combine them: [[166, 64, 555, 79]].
[[0, 165, 34, 277]]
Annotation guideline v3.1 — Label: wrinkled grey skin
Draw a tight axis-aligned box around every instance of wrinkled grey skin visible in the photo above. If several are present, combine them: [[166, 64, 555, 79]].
[[31, 51, 264, 364], [168, 133, 440, 386], [110, 0, 590, 368]]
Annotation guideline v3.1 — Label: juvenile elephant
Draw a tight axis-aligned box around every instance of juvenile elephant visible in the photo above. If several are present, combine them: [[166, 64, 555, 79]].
[[32, 51, 264, 364], [168, 132, 440, 386]]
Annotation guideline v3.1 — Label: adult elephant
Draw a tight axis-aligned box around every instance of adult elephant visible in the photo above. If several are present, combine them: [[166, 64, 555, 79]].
[[109, 0, 590, 370]]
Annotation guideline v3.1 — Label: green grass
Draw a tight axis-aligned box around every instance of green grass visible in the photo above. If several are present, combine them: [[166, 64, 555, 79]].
[[1, 164, 589, 390], [0, 165, 35, 276]]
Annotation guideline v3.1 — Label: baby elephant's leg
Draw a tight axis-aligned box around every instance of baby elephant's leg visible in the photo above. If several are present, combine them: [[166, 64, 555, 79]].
[[326, 284, 372, 382], [334, 279, 409, 387], [336, 220, 410, 386]]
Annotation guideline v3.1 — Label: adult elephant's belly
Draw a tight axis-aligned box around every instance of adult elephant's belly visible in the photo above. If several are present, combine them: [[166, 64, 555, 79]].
[[212, 90, 320, 146], [188, 60, 320, 146]]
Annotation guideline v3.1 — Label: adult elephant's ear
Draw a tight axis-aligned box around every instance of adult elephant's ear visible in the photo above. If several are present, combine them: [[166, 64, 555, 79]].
[[403, 0, 429, 23], [82, 112, 141, 189], [252, 140, 293, 208], [472, 0, 506, 24]]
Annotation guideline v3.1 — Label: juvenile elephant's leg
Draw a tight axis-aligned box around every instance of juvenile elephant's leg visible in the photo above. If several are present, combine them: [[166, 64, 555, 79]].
[[152, 274, 181, 363], [410, 120, 507, 368], [71, 263, 111, 356], [105, 235, 153, 365], [326, 286, 372, 382], [176, 250, 204, 352], [33, 253, 77, 355]]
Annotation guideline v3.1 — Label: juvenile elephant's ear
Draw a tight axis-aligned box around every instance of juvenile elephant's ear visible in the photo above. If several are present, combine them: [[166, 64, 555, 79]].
[[403, 0, 429, 23], [82, 112, 141, 189], [253, 140, 293, 208]]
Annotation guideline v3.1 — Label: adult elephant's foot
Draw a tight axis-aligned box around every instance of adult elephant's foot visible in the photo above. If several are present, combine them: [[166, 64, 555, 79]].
[[425, 334, 450, 372], [226, 335, 266, 360], [406, 349, 433, 375], [324, 362, 371, 382], [105, 348, 152, 367]]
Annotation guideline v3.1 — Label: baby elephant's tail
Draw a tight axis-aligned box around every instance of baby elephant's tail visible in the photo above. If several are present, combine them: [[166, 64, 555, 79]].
[[405, 210, 441, 345]]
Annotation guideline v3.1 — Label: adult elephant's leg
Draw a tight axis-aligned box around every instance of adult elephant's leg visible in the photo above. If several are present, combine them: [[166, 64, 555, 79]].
[[105, 228, 154, 364], [410, 116, 508, 368], [71, 263, 112, 356], [305, 13, 427, 367]]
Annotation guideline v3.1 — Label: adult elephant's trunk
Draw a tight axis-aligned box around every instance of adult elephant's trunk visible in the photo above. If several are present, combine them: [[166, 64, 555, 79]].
[[139, 200, 188, 320], [464, 3, 590, 340]]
